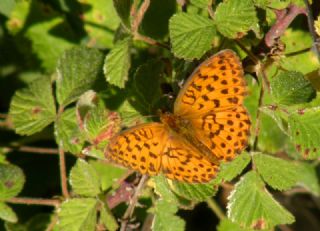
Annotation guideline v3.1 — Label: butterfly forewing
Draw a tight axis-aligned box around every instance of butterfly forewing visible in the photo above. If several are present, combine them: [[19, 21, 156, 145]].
[[174, 49, 246, 117]]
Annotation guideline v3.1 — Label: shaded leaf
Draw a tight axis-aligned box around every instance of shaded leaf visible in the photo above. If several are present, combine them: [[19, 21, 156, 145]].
[[228, 171, 295, 229], [9, 76, 56, 135], [169, 13, 216, 59], [0, 164, 25, 199], [69, 159, 101, 197], [58, 198, 97, 231], [271, 71, 316, 105], [130, 59, 164, 114], [140, 0, 176, 39], [296, 163, 320, 196], [56, 47, 105, 107], [252, 153, 299, 191], [104, 37, 131, 88], [214, 0, 258, 38], [113, 0, 132, 27]]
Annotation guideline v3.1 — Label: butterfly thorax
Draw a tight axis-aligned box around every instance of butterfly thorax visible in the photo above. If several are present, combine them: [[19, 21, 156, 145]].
[[160, 112, 219, 164], [160, 112, 189, 134]]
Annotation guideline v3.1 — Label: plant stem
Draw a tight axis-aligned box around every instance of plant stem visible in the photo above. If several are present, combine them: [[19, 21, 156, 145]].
[[7, 197, 60, 207], [120, 175, 148, 231], [206, 198, 226, 220], [58, 146, 69, 198], [5, 146, 59, 154]]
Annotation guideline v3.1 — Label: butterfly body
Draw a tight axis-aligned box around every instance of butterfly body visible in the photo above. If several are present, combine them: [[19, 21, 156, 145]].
[[106, 50, 251, 183]]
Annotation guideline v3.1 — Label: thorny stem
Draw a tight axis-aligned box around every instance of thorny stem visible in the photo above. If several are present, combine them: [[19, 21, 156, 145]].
[[120, 175, 149, 231], [131, 0, 150, 35], [7, 197, 60, 207], [206, 198, 226, 220], [265, 4, 307, 47], [303, 0, 320, 62]]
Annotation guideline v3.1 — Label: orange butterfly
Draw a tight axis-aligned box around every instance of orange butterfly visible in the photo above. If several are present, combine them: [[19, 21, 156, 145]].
[[106, 50, 250, 183]]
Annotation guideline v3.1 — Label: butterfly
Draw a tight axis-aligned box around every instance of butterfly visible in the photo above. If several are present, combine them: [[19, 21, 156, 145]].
[[105, 50, 250, 183]]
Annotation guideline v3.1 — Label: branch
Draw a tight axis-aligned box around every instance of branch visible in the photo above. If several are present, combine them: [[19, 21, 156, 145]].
[[206, 198, 226, 220], [265, 4, 307, 47], [303, 0, 320, 61], [5, 146, 59, 154], [130, 0, 169, 49], [120, 175, 149, 231], [7, 197, 60, 207], [58, 146, 69, 198]]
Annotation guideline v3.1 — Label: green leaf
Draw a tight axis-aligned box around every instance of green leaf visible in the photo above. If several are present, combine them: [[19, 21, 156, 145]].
[[171, 181, 217, 202], [280, 51, 320, 74], [214, 0, 258, 39], [55, 108, 84, 154], [69, 159, 101, 197], [104, 37, 131, 88], [80, 0, 120, 48], [113, 0, 132, 27], [228, 171, 295, 229], [153, 200, 185, 231], [288, 108, 320, 159], [89, 161, 126, 191], [212, 152, 251, 184], [271, 71, 316, 105], [169, 13, 216, 59], [56, 47, 105, 107], [58, 198, 97, 231], [0, 164, 25, 199], [0, 0, 15, 17], [117, 100, 145, 127], [258, 113, 288, 153], [9, 76, 56, 135], [153, 175, 181, 203], [218, 219, 254, 231], [130, 59, 164, 114], [99, 203, 118, 231], [0, 202, 17, 223], [81, 100, 120, 144], [252, 153, 299, 191], [296, 163, 320, 196], [140, 0, 176, 39]]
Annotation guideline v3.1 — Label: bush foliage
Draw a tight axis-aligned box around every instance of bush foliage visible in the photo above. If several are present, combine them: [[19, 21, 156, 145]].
[[0, 0, 320, 230]]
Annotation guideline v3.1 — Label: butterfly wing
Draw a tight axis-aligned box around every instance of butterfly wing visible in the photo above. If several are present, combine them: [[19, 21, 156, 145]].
[[106, 122, 219, 183], [161, 133, 219, 183], [174, 50, 250, 160], [106, 123, 167, 176], [174, 49, 247, 116]]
